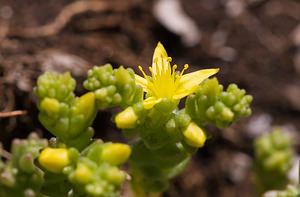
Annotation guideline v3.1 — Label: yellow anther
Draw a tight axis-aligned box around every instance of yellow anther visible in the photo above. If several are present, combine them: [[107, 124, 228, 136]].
[[172, 64, 177, 70], [180, 64, 188, 76], [138, 66, 147, 78]]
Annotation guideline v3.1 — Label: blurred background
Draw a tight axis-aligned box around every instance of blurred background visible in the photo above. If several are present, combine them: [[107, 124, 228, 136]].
[[0, 0, 300, 196]]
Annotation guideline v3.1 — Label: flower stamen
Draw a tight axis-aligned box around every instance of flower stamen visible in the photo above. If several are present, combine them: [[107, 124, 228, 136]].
[[172, 65, 177, 80], [139, 66, 152, 85], [175, 64, 189, 80], [149, 67, 155, 79], [180, 64, 189, 77]]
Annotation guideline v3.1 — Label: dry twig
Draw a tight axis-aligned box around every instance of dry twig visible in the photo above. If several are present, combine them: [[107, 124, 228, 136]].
[[8, 0, 131, 38], [0, 110, 27, 118], [75, 14, 123, 31]]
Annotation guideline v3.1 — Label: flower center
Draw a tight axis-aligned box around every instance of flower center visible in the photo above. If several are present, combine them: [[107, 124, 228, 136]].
[[138, 57, 189, 99]]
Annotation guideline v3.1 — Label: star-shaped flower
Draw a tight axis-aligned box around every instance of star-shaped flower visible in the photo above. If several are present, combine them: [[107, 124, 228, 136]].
[[135, 42, 219, 109]]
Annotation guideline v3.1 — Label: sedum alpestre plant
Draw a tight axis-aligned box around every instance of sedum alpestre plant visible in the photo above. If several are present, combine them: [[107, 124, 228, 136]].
[[254, 128, 295, 196], [263, 184, 300, 197], [0, 42, 252, 197], [258, 129, 300, 197], [0, 133, 47, 197]]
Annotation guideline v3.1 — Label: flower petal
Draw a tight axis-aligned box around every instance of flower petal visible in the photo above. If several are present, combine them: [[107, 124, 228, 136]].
[[135, 74, 149, 92], [174, 68, 219, 99], [152, 42, 168, 76], [143, 97, 163, 109], [153, 42, 168, 62]]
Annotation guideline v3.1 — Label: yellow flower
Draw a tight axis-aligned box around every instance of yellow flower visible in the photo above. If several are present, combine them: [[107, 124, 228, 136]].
[[135, 42, 219, 109]]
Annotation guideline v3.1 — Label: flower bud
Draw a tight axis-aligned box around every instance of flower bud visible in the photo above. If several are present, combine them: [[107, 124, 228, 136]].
[[19, 154, 34, 173], [74, 164, 93, 184], [115, 66, 132, 86], [72, 92, 95, 119], [95, 88, 107, 100], [182, 122, 206, 148], [0, 172, 16, 187], [115, 107, 138, 129], [221, 107, 234, 122], [40, 98, 60, 116], [100, 143, 131, 165], [106, 168, 126, 184], [264, 151, 290, 172], [38, 148, 70, 173], [35, 72, 76, 104]]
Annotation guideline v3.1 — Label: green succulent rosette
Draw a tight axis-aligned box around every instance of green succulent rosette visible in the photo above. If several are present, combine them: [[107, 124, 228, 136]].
[[0, 133, 48, 197]]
